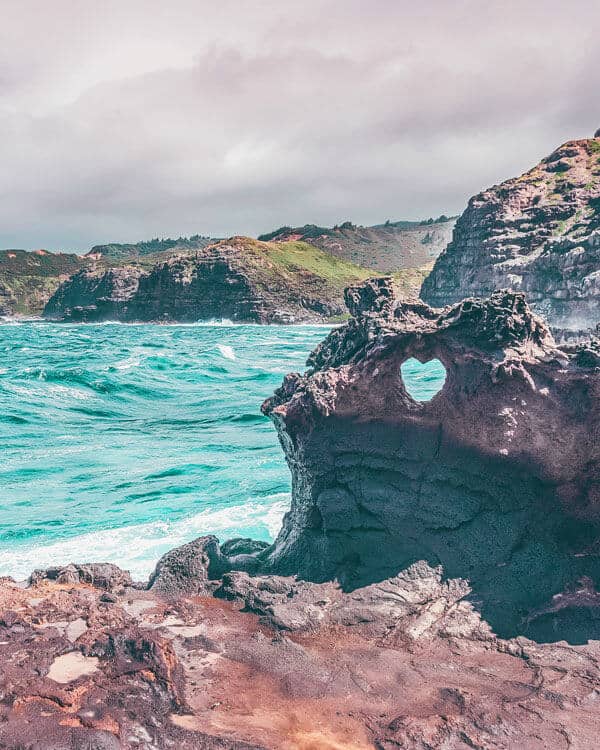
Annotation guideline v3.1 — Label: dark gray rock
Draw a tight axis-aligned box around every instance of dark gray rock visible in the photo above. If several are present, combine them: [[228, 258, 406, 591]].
[[344, 275, 396, 317], [148, 535, 229, 598], [219, 538, 270, 574]]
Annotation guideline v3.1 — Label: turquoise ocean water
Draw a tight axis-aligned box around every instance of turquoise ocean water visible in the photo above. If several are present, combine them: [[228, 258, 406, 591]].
[[0, 321, 444, 580]]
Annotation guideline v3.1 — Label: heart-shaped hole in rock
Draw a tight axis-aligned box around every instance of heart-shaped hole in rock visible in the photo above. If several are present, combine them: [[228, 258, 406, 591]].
[[400, 357, 447, 402]]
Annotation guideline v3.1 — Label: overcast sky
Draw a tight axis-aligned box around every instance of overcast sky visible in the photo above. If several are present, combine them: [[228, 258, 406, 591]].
[[1, 0, 599, 252]]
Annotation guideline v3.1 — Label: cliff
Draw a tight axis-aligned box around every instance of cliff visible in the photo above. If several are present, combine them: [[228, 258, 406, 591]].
[[4, 216, 448, 319], [262, 278, 600, 641], [44, 237, 376, 323], [259, 216, 455, 273], [421, 136, 600, 329], [0, 249, 86, 316]]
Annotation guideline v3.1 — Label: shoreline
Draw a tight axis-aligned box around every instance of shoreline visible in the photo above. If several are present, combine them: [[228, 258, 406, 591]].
[[0, 496, 289, 583], [1, 316, 341, 327], [1, 534, 597, 749]]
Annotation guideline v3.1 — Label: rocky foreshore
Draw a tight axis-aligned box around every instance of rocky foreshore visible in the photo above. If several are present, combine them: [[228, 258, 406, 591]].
[[3, 278, 600, 749], [1, 540, 599, 750]]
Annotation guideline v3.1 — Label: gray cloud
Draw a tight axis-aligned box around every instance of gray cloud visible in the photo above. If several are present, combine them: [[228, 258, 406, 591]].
[[1, 0, 599, 251]]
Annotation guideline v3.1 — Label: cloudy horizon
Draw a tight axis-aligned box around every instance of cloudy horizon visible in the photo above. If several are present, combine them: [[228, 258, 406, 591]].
[[1, 0, 600, 253]]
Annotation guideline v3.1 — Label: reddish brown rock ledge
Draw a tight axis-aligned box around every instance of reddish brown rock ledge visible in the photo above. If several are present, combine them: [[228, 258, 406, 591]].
[[1, 553, 600, 749]]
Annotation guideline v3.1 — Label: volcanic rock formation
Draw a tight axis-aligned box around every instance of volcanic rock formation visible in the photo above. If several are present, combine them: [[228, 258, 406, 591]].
[[3, 280, 600, 747], [262, 277, 600, 641], [421, 137, 600, 329]]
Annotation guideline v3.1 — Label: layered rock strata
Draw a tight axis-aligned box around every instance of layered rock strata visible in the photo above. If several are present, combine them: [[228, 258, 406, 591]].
[[421, 137, 600, 329], [262, 278, 600, 640]]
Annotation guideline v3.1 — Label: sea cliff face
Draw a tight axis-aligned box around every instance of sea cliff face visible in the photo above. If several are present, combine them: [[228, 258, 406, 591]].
[[44, 237, 374, 323], [262, 278, 600, 641], [421, 137, 600, 329]]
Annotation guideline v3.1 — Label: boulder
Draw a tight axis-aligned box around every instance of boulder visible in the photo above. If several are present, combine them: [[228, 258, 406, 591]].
[[148, 535, 229, 597]]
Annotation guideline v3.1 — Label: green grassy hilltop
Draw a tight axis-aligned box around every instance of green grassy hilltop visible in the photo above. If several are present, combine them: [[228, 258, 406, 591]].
[[0, 249, 87, 316]]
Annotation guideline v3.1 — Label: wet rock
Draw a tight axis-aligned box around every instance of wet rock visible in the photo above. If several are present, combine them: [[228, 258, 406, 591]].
[[220, 538, 270, 574], [220, 538, 270, 557]]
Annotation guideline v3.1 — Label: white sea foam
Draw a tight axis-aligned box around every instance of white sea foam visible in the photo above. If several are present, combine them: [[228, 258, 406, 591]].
[[0, 495, 289, 582], [0, 316, 44, 325], [193, 318, 236, 326], [216, 343, 236, 360], [114, 357, 142, 370], [45, 384, 91, 401]]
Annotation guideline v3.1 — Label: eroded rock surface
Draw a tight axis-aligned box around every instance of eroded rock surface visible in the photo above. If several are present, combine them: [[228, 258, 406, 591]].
[[262, 279, 600, 640], [421, 137, 600, 329], [5, 279, 600, 746], [148, 535, 229, 598], [1, 556, 599, 749]]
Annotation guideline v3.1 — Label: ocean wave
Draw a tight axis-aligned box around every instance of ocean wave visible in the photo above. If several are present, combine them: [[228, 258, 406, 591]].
[[0, 316, 44, 325], [0, 322, 443, 585], [112, 357, 142, 371], [216, 343, 236, 360], [0, 495, 289, 582]]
